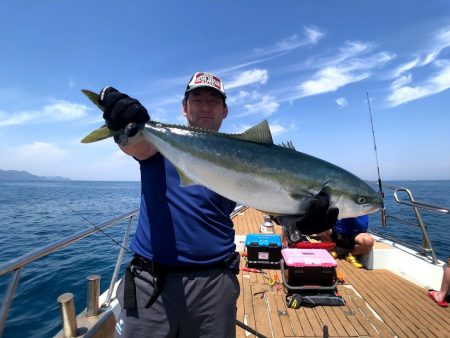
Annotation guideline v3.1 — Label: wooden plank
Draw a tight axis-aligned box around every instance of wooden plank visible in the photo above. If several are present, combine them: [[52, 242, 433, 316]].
[[338, 287, 376, 337], [251, 283, 273, 337], [341, 286, 393, 337], [323, 306, 348, 337], [265, 288, 285, 338], [273, 293, 297, 336], [338, 261, 414, 337], [240, 265, 257, 336]]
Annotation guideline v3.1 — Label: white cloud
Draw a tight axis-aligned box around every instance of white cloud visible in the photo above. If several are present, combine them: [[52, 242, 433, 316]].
[[253, 26, 325, 57], [304, 26, 325, 44], [227, 90, 266, 106], [335, 97, 348, 108], [393, 51, 441, 78], [297, 51, 394, 98], [0, 101, 89, 127], [391, 26, 450, 77], [43, 101, 87, 120], [339, 41, 371, 57], [277, 26, 324, 51], [269, 124, 286, 137], [299, 66, 370, 97], [277, 33, 300, 50], [308, 41, 374, 70], [229, 90, 280, 117], [227, 90, 251, 105], [241, 95, 280, 117], [391, 74, 412, 88], [226, 69, 268, 90], [386, 26, 450, 106], [0, 110, 36, 126], [15, 142, 67, 162], [230, 121, 295, 138], [392, 58, 421, 77], [387, 60, 450, 106]]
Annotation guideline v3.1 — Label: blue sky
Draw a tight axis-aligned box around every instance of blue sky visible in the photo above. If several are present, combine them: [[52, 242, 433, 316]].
[[0, 1, 449, 181]]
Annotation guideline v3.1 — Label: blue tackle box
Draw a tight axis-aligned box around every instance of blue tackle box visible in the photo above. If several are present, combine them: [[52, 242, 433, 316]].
[[245, 234, 282, 269]]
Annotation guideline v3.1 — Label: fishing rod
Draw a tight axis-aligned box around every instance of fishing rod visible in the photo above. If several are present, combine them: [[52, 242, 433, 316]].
[[63, 203, 134, 254], [366, 93, 387, 226]]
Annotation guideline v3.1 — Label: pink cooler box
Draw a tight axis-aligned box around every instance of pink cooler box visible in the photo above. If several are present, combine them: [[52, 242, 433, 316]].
[[281, 248, 337, 289]]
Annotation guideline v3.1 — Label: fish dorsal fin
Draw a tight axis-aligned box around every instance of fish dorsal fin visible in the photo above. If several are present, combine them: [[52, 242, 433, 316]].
[[175, 167, 197, 186], [233, 120, 273, 145], [280, 140, 296, 150]]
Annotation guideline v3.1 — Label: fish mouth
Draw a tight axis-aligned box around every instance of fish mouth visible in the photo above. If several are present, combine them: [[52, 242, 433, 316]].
[[365, 203, 383, 215]]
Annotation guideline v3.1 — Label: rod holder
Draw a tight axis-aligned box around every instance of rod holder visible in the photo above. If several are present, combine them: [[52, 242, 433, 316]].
[[86, 275, 100, 317], [57, 293, 77, 338]]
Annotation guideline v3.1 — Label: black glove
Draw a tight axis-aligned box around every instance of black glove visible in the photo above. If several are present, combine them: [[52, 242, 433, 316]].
[[295, 191, 339, 235], [272, 191, 339, 240], [98, 86, 150, 137]]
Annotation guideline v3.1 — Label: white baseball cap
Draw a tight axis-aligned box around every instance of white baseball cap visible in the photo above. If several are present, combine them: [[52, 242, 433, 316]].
[[185, 72, 226, 97]]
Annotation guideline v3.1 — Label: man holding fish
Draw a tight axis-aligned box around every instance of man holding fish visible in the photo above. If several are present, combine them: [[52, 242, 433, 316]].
[[85, 72, 381, 337]]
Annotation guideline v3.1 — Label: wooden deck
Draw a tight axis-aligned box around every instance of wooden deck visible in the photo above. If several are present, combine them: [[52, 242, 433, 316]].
[[233, 207, 450, 338]]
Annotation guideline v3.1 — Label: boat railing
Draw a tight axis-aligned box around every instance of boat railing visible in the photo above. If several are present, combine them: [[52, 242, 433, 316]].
[[0, 208, 140, 338], [372, 184, 449, 264]]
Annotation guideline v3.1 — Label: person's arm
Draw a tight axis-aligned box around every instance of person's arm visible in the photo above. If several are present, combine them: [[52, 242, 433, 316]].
[[99, 87, 157, 160]]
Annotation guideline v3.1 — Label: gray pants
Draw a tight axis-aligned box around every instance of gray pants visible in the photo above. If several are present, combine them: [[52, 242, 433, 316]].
[[114, 266, 240, 338]]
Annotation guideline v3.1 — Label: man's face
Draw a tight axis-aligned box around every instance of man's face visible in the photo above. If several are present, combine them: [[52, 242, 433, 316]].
[[182, 88, 228, 131]]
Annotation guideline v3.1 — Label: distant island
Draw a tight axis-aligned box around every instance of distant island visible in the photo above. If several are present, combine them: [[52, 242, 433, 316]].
[[0, 169, 70, 181]]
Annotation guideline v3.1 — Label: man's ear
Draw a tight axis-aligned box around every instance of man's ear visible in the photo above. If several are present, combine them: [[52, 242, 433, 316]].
[[181, 102, 188, 118], [222, 105, 228, 119]]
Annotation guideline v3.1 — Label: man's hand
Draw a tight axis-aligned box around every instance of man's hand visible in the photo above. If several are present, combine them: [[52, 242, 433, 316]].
[[99, 87, 150, 137], [295, 191, 339, 235], [272, 191, 339, 242]]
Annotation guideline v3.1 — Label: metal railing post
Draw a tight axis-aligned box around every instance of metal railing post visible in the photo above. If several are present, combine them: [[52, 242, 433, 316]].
[[86, 275, 100, 317], [0, 269, 22, 338], [393, 187, 438, 264], [57, 293, 77, 338], [104, 215, 134, 307]]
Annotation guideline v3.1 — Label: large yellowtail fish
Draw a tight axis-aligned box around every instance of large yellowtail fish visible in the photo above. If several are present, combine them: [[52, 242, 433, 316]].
[[81, 90, 382, 218]]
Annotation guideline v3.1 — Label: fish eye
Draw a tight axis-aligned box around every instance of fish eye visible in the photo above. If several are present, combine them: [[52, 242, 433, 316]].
[[356, 197, 367, 204]]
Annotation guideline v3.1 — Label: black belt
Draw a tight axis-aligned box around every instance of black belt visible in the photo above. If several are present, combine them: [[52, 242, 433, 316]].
[[131, 255, 226, 274], [123, 252, 240, 310]]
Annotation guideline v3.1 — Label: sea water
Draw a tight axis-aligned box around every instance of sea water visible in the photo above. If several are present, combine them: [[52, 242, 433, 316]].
[[0, 180, 449, 337]]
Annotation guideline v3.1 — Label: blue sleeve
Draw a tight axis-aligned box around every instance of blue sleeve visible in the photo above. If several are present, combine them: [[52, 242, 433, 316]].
[[354, 215, 369, 232]]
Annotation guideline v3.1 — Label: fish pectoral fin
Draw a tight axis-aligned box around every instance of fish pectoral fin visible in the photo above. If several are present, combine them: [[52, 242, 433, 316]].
[[175, 167, 197, 186], [232, 120, 273, 145]]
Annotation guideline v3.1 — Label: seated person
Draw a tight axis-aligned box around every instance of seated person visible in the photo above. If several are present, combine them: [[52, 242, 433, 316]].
[[319, 215, 374, 268]]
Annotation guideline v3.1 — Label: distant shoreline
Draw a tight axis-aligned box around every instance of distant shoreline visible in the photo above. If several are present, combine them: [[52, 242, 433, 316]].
[[0, 169, 70, 181], [0, 169, 448, 183]]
